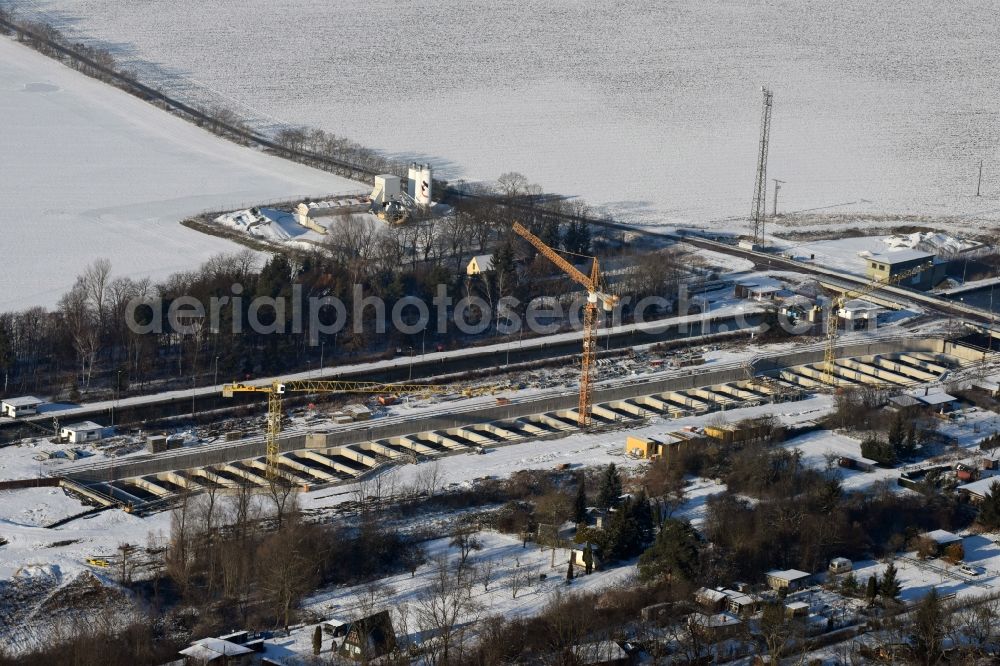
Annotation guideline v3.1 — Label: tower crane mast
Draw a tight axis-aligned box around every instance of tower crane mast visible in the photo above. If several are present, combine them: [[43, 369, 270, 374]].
[[512, 222, 618, 426]]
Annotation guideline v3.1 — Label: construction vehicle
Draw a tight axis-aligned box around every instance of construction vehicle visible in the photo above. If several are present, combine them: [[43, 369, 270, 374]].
[[223, 380, 493, 480], [823, 262, 933, 385], [512, 221, 619, 427], [85, 557, 111, 568]]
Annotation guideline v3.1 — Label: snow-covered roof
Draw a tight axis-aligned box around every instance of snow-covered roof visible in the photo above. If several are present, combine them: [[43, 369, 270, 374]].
[[923, 529, 962, 545], [890, 395, 922, 408], [690, 612, 742, 628], [695, 587, 729, 602], [749, 285, 780, 294], [840, 299, 881, 312], [830, 557, 852, 565], [720, 589, 756, 605], [570, 640, 627, 664], [469, 254, 494, 269], [785, 601, 809, 610], [915, 392, 957, 406], [2, 396, 43, 407], [179, 637, 254, 660], [781, 294, 814, 307], [767, 568, 811, 581], [866, 249, 935, 264], [61, 421, 103, 432], [957, 477, 1000, 499]]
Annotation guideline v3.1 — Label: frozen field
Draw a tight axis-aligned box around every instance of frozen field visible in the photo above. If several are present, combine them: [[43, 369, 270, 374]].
[[12, 0, 1000, 228], [0, 35, 361, 311]]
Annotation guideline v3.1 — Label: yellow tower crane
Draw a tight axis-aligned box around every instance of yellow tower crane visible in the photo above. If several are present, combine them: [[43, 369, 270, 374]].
[[512, 221, 619, 427], [223, 379, 491, 480], [823, 262, 933, 385]]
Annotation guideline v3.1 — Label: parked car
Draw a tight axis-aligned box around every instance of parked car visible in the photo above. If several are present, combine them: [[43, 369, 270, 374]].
[[959, 564, 982, 576]]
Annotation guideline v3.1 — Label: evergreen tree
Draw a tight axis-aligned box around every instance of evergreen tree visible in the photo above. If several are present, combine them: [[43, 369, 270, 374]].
[[573, 474, 587, 524], [905, 420, 918, 454], [888, 412, 906, 456], [583, 543, 594, 574], [574, 222, 591, 255], [539, 220, 561, 249], [562, 221, 592, 255], [606, 497, 643, 559], [638, 518, 701, 583], [861, 435, 896, 465], [562, 222, 578, 254], [596, 463, 622, 509], [631, 489, 654, 545], [880, 562, 901, 604], [865, 574, 879, 606], [256, 253, 294, 298], [313, 625, 322, 655], [978, 480, 1000, 530], [491, 237, 517, 296], [840, 572, 859, 596]]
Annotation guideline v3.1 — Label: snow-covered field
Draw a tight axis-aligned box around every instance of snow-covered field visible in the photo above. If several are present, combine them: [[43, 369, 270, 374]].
[[12, 0, 1000, 229], [0, 35, 361, 311]]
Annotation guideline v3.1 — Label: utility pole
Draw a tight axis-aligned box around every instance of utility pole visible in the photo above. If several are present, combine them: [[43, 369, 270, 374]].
[[977, 160, 983, 197], [772, 179, 785, 217], [751, 87, 774, 247]]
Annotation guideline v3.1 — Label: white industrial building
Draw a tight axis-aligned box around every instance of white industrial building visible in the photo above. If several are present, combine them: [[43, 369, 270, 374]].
[[837, 299, 882, 326], [368, 165, 434, 222], [60, 421, 104, 444], [1, 396, 44, 418]]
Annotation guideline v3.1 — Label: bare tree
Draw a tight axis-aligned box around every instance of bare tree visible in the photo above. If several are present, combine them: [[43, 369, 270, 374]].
[[413, 556, 479, 665], [81, 258, 112, 330], [165, 491, 194, 595], [509, 562, 536, 600], [266, 479, 298, 530], [475, 556, 496, 593], [257, 524, 319, 631], [413, 460, 442, 497], [450, 527, 483, 570], [58, 282, 100, 388]]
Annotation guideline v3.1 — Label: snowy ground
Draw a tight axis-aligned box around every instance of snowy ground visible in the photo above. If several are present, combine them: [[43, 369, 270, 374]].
[[0, 500, 169, 596], [13, 0, 1000, 230], [849, 535, 1000, 608], [0, 35, 361, 311], [300, 531, 636, 653], [774, 235, 926, 277]]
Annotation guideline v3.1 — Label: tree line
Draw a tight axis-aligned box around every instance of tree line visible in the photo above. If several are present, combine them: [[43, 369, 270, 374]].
[[0, 174, 684, 403]]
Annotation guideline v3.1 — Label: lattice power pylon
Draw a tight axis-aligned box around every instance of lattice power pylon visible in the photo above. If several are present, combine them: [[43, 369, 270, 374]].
[[751, 87, 774, 247]]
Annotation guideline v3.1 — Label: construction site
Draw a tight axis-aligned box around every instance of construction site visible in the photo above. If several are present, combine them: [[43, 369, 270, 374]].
[[6, 18, 1000, 659]]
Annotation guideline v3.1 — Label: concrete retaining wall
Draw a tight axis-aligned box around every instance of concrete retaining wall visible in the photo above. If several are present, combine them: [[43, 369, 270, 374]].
[[64, 337, 961, 483]]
